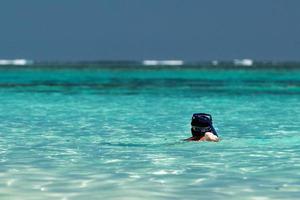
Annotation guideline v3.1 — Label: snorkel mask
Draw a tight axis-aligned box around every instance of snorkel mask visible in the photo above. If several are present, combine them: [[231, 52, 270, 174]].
[[191, 113, 218, 137]]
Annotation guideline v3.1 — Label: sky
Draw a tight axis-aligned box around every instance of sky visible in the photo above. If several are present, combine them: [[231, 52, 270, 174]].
[[0, 0, 300, 61]]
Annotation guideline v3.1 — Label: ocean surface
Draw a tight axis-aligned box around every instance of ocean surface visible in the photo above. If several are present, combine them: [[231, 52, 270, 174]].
[[0, 65, 299, 200]]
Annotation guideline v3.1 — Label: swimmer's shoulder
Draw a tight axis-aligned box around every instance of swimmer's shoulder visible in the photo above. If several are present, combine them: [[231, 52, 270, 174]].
[[183, 136, 205, 142]]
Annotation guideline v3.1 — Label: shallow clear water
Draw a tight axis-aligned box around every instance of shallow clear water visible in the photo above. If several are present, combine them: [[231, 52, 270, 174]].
[[0, 67, 299, 200]]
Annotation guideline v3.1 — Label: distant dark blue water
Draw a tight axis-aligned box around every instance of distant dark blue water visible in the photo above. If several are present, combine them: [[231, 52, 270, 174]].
[[0, 67, 299, 200]]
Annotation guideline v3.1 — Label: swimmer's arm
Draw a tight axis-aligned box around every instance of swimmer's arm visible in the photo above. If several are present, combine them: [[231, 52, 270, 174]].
[[205, 132, 220, 142]]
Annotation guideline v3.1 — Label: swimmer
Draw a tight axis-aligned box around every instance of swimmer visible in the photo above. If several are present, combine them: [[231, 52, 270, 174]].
[[185, 113, 220, 142]]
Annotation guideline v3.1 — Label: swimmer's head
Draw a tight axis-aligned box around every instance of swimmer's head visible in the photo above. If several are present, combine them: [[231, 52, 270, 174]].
[[191, 113, 218, 137], [191, 113, 212, 127]]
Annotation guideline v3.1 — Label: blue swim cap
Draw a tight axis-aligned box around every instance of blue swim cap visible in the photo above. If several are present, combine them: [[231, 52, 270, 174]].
[[191, 113, 218, 136]]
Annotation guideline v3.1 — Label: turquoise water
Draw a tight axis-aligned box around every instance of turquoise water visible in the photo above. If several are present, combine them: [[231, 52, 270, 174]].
[[0, 67, 300, 200]]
